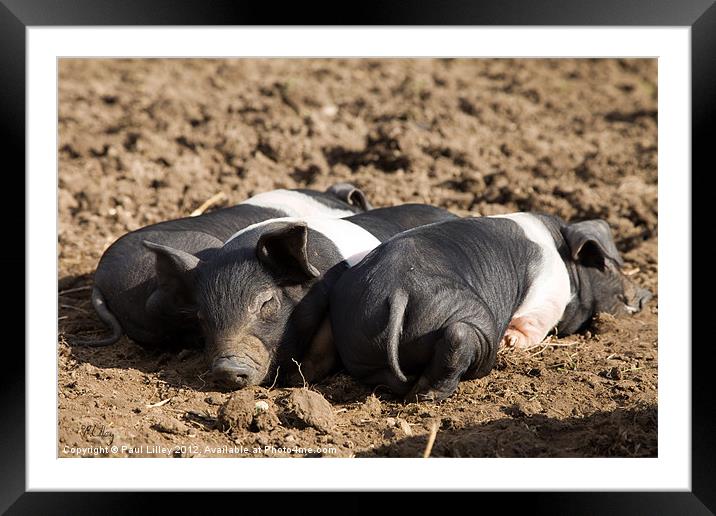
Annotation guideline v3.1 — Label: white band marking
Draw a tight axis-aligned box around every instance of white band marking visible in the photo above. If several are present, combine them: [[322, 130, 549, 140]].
[[490, 212, 573, 333], [240, 190, 355, 219], [226, 217, 381, 267]]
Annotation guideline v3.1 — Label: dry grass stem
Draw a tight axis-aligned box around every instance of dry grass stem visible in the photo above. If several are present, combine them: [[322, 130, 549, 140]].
[[267, 366, 281, 391], [423, 421, 439, 458], [146, 398, 172, 408], [291, 358, 307, 389], [190, 192, 227, 216]]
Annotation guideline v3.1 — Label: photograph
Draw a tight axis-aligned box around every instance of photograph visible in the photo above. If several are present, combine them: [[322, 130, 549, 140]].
[[57, 57, 658, 459]]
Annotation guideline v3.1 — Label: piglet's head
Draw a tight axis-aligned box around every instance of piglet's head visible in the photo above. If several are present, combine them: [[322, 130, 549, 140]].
[[560, 219, 652, 333], [144, 222, 328, 390]]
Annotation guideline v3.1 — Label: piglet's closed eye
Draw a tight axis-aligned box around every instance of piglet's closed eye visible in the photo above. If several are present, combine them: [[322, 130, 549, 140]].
[[562, 219, 624, 268]]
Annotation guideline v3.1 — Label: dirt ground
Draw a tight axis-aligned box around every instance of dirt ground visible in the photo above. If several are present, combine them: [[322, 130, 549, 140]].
[[58, 58, 657, 458]]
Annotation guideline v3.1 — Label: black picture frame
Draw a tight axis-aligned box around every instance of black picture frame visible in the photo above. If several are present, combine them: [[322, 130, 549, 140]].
[[2, 0, 710, 513]]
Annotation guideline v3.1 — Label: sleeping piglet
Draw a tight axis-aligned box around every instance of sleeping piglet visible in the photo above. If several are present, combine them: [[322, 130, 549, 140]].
[[329, 213, 653, 402], [79, 183, 369, 348]]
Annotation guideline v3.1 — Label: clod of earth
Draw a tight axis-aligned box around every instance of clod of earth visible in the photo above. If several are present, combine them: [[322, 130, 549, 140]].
[[283, 389, 335, 433], [218, 391, 256, 431], [217, 391, 281, 432]]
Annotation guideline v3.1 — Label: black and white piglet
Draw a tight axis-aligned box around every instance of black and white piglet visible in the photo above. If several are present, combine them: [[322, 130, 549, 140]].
[[79, 183, 369, 347], [144, 204, 457, 388], [330, 213, 653, 402]]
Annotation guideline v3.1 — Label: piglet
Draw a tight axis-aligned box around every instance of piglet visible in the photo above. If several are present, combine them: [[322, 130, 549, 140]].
[[329, 213, 652, 401], [77, 183, 369, 347]]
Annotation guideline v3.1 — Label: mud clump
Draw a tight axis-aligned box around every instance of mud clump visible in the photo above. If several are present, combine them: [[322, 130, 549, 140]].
[[218, 391, 256, 431], [283, 389, 335, 433], [218, 392, 281, 432]]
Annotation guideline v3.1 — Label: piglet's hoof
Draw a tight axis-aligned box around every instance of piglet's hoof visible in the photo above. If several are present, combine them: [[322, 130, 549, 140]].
[[501, 331, 520, 348], [500, 327, 533, 350]]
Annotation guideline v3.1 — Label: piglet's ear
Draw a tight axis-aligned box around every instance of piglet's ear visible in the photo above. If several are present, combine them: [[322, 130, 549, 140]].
[[143, 241, 200, 297], [562, 220, 624, 268], [256, 223, 321, 280], [326, 182, 372, 211]]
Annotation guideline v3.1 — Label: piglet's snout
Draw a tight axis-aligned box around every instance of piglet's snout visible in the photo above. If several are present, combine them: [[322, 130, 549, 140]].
[[212, 356, 255, 389], [622, 281, 653, 313], [631, 286, 653, 311], [209, 334, 271, 389]]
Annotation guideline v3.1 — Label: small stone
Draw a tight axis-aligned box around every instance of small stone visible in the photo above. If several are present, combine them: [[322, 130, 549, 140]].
[[255, 400, 270, 413], [322, 105, 338, 117]]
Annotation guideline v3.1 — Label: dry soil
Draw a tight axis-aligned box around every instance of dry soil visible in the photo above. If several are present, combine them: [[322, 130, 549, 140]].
[[58, 58, 657, 458]]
